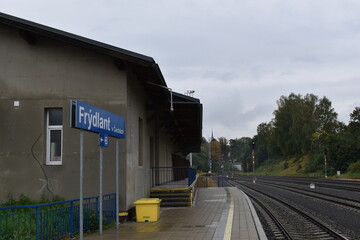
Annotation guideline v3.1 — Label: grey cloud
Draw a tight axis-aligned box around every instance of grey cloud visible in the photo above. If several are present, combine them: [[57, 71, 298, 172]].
[[2, 0, 360, 138]]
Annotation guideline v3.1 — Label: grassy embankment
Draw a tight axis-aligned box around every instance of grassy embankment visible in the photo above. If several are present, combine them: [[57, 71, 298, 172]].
[[197, 173, 218, 187], [254, 156, 360, 179]]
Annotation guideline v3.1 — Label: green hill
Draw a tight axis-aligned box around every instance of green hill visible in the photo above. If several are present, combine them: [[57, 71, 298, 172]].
[[254, 156, 360, 179]]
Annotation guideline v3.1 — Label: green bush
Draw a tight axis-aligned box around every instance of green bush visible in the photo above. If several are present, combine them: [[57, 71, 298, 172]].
[[84, 208, 99, 230], [304, 153, 324, 173], [348, 160, 360, 173], [18, 194, 32, 205], [283, 162, 289, 169], [1, 193, 65, 207], [0, 194, 115, 239]]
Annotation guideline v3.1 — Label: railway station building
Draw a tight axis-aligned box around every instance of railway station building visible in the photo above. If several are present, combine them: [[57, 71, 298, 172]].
[[0, 12, 202, 211]]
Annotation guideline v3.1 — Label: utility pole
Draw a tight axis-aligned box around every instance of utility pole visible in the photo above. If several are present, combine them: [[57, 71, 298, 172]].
[[208, 135, 212, 173], [208, 131, 216, 173], [231, 159, 234, 178], [324, 149, 328, 178], [252, 141, 256, 184]]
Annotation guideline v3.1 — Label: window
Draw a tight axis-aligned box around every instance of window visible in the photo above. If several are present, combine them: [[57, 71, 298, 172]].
[[46, 109, 63, 165]]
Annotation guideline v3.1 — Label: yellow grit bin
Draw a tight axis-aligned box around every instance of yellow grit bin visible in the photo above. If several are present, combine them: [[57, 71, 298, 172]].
[[134, 198, 162, 222]]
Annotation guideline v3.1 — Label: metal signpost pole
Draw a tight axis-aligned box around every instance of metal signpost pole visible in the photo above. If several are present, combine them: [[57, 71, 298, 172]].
[[98, 134, 108, 235], [116, 139, 119, 229], [71, 100, 125, 237], [99, 146, 103, 234], [79, 130, 84, 240]]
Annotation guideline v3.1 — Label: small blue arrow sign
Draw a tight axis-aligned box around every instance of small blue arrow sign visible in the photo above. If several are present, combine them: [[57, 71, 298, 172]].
[[99, 134, 109, 147]]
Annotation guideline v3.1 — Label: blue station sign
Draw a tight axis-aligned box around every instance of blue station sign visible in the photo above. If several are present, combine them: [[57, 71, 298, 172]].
[[71, 100, 125, 138]]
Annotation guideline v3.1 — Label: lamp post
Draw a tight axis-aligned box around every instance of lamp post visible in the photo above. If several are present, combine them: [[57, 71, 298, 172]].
[[189, 152, 193, 166]]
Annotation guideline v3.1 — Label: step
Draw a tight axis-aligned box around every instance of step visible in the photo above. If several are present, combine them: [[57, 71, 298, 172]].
[[150, 186, 194, 208], [151, 187, 192, 193], [150, 193, 191, 197], [161, 201, 192, 207], [159, 197, 191, 202]]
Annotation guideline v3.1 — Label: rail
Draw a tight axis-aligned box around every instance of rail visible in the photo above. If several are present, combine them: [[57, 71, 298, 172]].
[[152, 166, 196, 187], [0, 193, 116, 240], [227, 177, 348, 240]]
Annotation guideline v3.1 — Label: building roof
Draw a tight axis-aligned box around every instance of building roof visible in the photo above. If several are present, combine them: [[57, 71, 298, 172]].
[[0, 12, 202, 154], [0, 12, 166, 86], [145, 83, 203, 153], [171, 92, 203, 153]]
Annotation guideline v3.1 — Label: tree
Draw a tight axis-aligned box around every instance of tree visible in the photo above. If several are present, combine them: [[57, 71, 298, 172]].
[[315, 96, 338, 133], [273, 93, 306, 155], [273, 93, 338, 156], [228, 137, 252, 172], [325, 130, 357, 173], [192, 137, 210, 172], [218, 137, 230, 162], [350, 107, 360, 123], [309, 107, 359, 174], [255, 122, 276, 164], [210, 139, 221, 162]]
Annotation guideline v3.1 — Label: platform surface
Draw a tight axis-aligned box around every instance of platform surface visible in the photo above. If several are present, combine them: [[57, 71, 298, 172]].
[[84, 187, 267, 240]]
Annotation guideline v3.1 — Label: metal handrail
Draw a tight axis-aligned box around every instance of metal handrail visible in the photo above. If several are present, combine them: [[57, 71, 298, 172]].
[[0, 193, 116, 240], [152, 166, 196, 187]]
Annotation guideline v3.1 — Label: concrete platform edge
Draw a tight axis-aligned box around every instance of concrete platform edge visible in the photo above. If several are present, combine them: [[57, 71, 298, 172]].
[[239, 189, 268, 240]]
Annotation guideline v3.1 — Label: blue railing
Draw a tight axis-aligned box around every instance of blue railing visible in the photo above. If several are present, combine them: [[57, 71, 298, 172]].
[[0, 193, 116, 240], [152, 166, 196, 187]]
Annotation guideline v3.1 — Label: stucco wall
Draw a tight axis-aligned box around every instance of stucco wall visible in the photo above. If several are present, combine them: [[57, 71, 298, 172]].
[[123, 71, 148, 210], [0, 23, 180, 211], [0, 24, 128, 203], [122, 72, 177, 210], [158, 128, 175, 167]]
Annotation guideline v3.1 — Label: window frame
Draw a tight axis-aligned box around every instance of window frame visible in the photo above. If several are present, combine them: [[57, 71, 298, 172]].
[[46, 108, 63, 166]]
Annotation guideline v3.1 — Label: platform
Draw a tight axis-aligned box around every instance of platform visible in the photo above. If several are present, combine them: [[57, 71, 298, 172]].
[[84, 187, 267, 240]]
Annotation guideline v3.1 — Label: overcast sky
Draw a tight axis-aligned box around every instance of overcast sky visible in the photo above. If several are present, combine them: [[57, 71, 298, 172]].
[[2, 0, 360, 139]]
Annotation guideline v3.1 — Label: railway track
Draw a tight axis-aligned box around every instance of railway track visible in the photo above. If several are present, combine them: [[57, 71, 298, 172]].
[[234, 174, 360, 192], [232, 175, 360, 212], [255, 181, 360, 212], [225, 178, 349, 240]]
